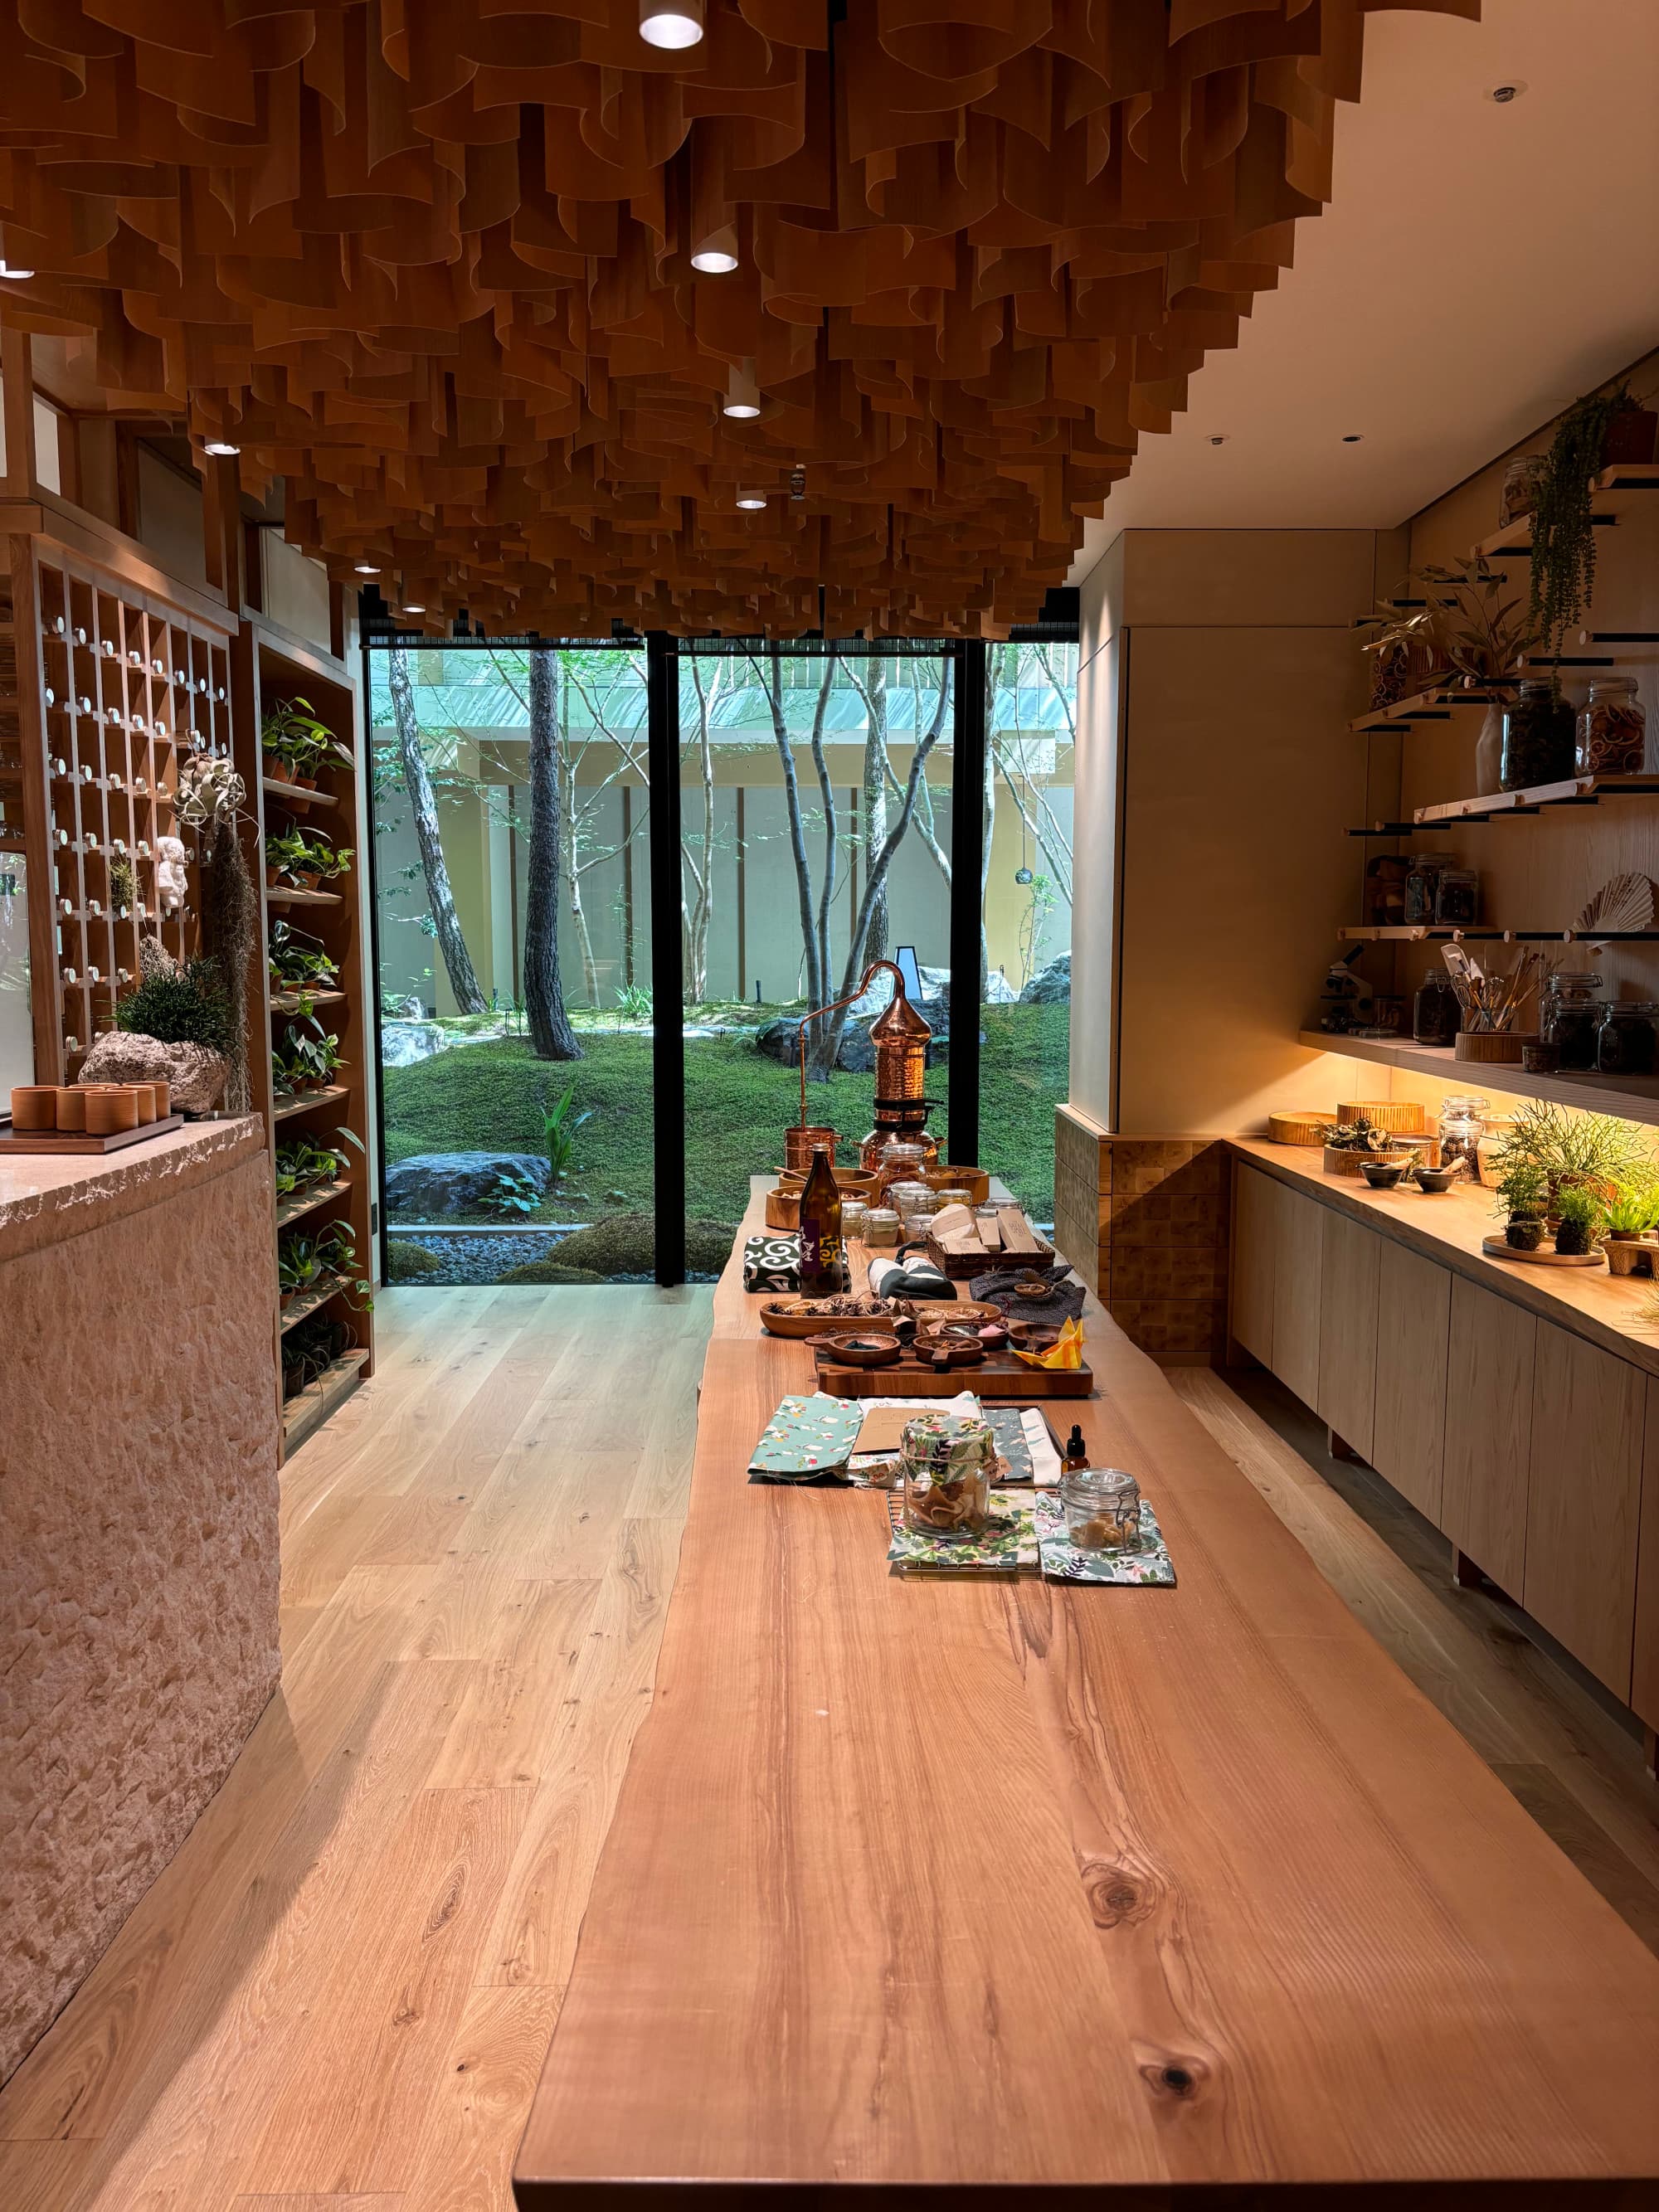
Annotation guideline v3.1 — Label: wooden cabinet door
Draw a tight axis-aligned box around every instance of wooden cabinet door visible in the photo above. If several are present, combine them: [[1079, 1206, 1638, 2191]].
[[1316, 1209, 1380, 1461], [1524, 1323, 1646, 1699], [1441, 1278, 1535, 1598], [1370, 1242, 1452, 1524], [1229, 1164, 1277, 1365], [1635, 1377, 1659, 1731], [1270, 1184, 1324, 1407]]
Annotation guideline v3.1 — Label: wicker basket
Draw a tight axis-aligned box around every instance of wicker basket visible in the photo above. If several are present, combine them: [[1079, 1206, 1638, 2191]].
[[1336, 1099, 1427, 1135], [1455, 1031, 1535, 1065], [1267, 1110, 1332, 1149]]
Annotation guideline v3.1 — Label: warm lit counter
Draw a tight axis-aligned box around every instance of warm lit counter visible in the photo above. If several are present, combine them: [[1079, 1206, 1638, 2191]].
[[0, 1115, 280, 2080], [515, 1182, 1659, 2205]]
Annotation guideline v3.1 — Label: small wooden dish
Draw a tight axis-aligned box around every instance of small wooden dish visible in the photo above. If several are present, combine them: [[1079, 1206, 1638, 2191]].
[[1481, 1234, 1606, 1269], [761, 1300, 897, 1339], [812, 1332, 902, 1370]]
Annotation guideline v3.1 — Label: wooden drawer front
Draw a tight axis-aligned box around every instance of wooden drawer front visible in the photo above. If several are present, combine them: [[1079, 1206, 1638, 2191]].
[[1371, 1242, 1452, 1525], [1442, 1278, 1535, 1598], [1525, 1323, 1646, 1699], [1229, 1164, 1277, 1365], [1316, 1208, 1380, 1461], [1271, 1184, 1324, 1407], [1636, 1376, 1659, 1730]]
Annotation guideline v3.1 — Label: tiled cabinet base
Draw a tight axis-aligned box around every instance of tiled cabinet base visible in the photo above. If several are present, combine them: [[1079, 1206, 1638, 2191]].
[[1230, 1159, 1659, 1735], [1054, 1107, 1229, 1361]]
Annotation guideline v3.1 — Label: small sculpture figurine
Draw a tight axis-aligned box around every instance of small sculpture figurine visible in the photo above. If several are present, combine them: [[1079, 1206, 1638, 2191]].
[[156, 834, 188, 917]]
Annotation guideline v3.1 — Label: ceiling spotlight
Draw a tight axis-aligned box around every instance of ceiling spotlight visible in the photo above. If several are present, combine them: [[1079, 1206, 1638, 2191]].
[[1341, 434, 1365, 444], [1206, 434, 1228, 447], [722, 360, 761, 418], [692, 222, 739, 275], [640, 0, 704, 49], [353, 562, 381, 575], [736, 491, 767, 511], [0, 262, 36, 280], [1486, 80, 1526, 104], [202, 440, 241, 457], [402, 604, 426, 615]]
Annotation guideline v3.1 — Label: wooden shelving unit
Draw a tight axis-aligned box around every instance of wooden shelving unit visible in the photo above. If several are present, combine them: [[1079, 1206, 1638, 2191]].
[[1299, 1028, 1659, 1129], [233, 612, 375, 1461], [1472, 462, 1659, 562]]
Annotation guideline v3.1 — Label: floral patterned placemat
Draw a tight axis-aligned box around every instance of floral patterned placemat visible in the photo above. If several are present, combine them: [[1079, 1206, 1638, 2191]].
[[748, 1392, 868, 1481], [882, 1487, 1176, 1582], [1034, 1493, 1176, 1584]]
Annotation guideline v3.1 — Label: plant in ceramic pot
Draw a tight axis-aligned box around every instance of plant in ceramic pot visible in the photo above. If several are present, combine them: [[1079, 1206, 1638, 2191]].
[[262, 697, 333, 783]]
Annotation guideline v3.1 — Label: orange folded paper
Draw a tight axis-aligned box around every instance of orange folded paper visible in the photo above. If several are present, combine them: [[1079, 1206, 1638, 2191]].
[[1012, 1317, 1085, 1371]]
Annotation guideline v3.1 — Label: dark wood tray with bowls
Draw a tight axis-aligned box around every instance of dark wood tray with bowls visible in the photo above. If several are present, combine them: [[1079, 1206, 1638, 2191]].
[[812, 1315, 1091, 1398], [761, 1296, 1001, 1339], [0, 1112, 185, 1155]]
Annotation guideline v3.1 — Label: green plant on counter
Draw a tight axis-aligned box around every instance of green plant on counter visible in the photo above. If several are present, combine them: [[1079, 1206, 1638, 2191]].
[[1494, 1155, 1549, 1242], [1552, 1185, 1604, 1257], [1603, 1182, 1659, 1237], [1528, 382, 1652, 669], [1319, 1116, 1404, 1155], [1489, 1100, 1653, 1209], [115, 951, 236, 1056]]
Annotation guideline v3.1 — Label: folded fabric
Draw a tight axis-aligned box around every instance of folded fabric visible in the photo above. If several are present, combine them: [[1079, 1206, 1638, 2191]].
[[748, 1391, 867, 1480], [744, 1232, 800, 1292], [970, 1268, 1087, 1324], [867, 1252, 956, 1301]]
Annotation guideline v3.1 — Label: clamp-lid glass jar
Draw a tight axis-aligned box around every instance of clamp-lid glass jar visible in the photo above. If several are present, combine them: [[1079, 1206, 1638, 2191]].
[[1576, 676, 1647, 775], [1501, 679, 1576, 790], [901, 1411, 997, 1541], [1403, 853, 1449, 926], [1597, 1000, 1659, 1077], [1059, 1466, 1145, 1553], [1438, 1095, 1489, 1183], [1540, 970, 1604, 1071]]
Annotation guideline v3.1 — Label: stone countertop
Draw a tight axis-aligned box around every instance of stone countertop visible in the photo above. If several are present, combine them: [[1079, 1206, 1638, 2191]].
[[0, 1115, 268, 1268]]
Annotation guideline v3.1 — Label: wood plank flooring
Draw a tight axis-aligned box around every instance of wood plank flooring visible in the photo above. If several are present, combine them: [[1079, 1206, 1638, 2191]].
[[4, 1296, 1657, 2210], [0, 1285, 710, 2212]]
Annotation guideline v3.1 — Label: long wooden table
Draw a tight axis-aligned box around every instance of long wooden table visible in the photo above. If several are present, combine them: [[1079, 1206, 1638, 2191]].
[[515, 1182, 1659, 2205]]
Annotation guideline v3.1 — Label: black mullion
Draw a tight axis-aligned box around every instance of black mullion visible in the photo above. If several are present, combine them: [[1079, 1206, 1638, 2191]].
[[948, 638, 986, 1168], [645, 630, 686, 1286], [361, 618, 392, 1286]]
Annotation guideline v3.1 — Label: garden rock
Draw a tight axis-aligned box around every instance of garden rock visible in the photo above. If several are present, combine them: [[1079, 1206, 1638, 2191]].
[[754, 1014, 808, 1066], [1020, 954, 1071, 1004], [77, 1032, 228, 1115], [383, 1151, 552, 1216], [381, 1019, 450, 1068], [387, 994, 428, 1019]]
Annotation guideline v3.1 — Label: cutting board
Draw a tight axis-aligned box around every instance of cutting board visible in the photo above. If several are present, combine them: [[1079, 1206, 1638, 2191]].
[[815, 1348, 1091, 1398]]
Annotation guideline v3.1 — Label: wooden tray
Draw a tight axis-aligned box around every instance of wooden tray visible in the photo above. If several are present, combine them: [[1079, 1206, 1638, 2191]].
[[761, 1296, 1000, 1339], [0, 1112, 185, 1155], [1481, 1233, 1606, 1269], [814, 1346, 1092, 1398]]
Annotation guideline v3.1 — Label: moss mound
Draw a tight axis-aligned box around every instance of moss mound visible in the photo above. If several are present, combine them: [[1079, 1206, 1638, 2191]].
[[386, 1238, 443, 1281], [497, 1261, 607, 1286], [541, 1212, 735, 1276]]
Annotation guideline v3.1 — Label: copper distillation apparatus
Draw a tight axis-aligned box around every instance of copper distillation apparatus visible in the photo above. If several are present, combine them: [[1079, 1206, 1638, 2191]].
[[792, 960, 937, 1174]]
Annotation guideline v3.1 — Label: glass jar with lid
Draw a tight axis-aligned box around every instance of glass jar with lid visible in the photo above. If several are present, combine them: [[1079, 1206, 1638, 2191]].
[[1501, 679, 1576, 790], [1540, 970, 1604, 1070], [1403, 853, 1449, 926], [1575, 676, 1647, 775], [1596, 1000, 1659, 1077], [887, 1179, 936, 1227], [862, 1205, 901, 1247], [1433, 866, 1480, 926], [872, 1136, 931, 1200], [1438, 1095, 1489, 1184], [901, 1411, 997, 1541], [1060, 1466, 1146, 1553], [1413, 970, 1461, 1046]]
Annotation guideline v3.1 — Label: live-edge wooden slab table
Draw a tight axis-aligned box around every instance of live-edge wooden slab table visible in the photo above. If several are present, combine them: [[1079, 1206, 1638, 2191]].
[[516, 1179, 1659, 2206]]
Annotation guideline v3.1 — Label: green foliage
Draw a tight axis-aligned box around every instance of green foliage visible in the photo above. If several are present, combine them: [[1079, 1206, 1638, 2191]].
[[275, 1132, 353, 1197], [484, 1164, 542, 1217], [1603, 1181, 1659, 1236], [280, 1221, 373, 1309], [386, 1238, 444, 1281], [114, 955, 236, 1055], [1552, 1184, 1603, 1257], [615, 982, 653, 1022], [262, 696, 336, 774], [495, 1260, 607, 1286], [1528, 385, 1645, 666], [108, 854, 136, 911], [1491, 1100, 1653, 1205], [1494, 1155, 1550, 1221], [271, 1018, 343, 1094], [538, 1077, 593, 1179], [269, 920, 339, 990], [280, 1307, 351, 1398], [265, 828, 353, 882]]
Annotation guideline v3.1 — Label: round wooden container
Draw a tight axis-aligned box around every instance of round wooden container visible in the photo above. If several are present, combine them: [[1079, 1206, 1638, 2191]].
[[926, 1164, 991, 1205], [765, 1186, 801, 1232], [152, 1079, 172, 1119], [1267, 1110, 1333, 1148], [85, 1087, 140, 1135], [1456, 1031, 1535, 1065], [130, 1082, 158, 1124], [1335, 1099, 1426, 1135], [10, 1085, 59, 1130], [784, 1125, 838, 1173], [54, 1087, 87, 1131]]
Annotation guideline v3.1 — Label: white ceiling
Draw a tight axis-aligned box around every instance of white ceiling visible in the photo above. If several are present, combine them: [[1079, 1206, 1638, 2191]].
[[1070, 0, 1659, 581]]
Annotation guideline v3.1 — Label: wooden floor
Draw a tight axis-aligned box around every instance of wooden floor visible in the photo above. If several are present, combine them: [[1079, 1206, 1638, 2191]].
[[2, 1301, 1656, 2210], [0, 1284, 711, 2212]]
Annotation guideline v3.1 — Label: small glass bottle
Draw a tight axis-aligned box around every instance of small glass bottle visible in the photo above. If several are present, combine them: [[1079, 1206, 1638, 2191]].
[[1596, 1000, 1659, 1077], [1062, 1424, 1088, 1475], [1501, 679, 1576, 790], [1540, 970, 1603, 1070], [1438, 1094, 1490, 1184], [1575, 677, 1647, 775]]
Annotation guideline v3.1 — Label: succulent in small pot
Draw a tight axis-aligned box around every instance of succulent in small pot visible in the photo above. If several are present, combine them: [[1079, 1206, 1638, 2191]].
[[1603, 1181, 1659, 1240], [1551, 1186, 1603, 1257]]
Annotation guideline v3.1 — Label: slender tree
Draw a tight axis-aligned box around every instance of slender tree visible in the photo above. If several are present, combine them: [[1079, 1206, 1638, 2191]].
[[681, 656, 727, 1004], [524, 646, 582, 1060], [387, 646, 487, 1014], [849, 656, 890, 963]]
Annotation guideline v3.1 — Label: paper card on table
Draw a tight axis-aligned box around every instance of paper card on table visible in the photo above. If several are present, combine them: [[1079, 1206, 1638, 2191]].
[[748, 1391, 867, 1480], [855, 1406, 915, 1455]]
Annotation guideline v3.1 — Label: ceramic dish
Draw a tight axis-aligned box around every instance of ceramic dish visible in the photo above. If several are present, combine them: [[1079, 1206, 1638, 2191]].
[[1360, 1161, 1408, 1189], [1413, 1164, 1461, 1194]]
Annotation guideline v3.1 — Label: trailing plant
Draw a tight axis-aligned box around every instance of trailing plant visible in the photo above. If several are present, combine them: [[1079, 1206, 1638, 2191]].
[[1319, 1116, 1404, 1155], [115, 948, 236, 1056], [484, 1164, 542, 1218], [1528, 383, 1649, 670], [262, 696, 333, 777], [538, 1077, 592, 1179], [1552, 1185, 1603, 1257]]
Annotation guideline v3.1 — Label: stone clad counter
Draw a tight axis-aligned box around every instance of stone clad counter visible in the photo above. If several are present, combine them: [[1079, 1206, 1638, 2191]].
[[0, 1116, 280, 2082]]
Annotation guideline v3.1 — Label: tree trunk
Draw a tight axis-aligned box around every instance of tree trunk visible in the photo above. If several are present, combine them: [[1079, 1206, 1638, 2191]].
[[388, 646, 487, 1014], [859, 659, 889, 961], [525, 648, 583, 1061], [683, 659, 722, 1004], [759, 645, 825, 1057]]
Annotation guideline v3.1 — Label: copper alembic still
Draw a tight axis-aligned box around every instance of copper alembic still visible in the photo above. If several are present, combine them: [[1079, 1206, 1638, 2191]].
[[791, 959, 938, 1178]]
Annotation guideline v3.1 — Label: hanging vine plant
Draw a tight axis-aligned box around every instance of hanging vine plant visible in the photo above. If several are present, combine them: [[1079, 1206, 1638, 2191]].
[[1527, 382, 1647, 670]]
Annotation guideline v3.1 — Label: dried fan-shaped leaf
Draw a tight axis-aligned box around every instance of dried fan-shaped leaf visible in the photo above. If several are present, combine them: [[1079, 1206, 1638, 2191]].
[[1575, 873, 1656, 940]]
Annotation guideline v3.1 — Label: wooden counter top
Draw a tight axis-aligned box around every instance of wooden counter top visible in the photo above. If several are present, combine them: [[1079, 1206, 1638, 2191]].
[[0, 1114, 266, 1268], [515, 1180, 1659, 2205], [1229, 1135, 1659, 1379]]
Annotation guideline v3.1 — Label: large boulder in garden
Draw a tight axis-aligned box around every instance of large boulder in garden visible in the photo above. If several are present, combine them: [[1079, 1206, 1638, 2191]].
[[382, 1019, 449, 1068], [754, 1014, 807, 1066], [1020, 954, 1071, 1004], [383, 1151, 552, 1218], [78, 1031, 228, 1115]]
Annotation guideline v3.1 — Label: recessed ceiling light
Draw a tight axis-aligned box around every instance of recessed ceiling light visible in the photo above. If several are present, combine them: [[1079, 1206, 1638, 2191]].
[[640, 0, 703, 48], [353, 562, 380, 575], [1486, 80, 1527, 104], [402, 604, 426, 614], [692, 248, 738, 275], [1342, 434, 1365, 444], [0, 262, 36, 280], [1206, 434, 1228, 447], [723, 400, 761, 418], [202, 440, 240, 457], [736, 492, 767, 510]]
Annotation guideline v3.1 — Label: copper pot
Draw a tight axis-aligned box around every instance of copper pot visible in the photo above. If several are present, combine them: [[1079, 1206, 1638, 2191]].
[[784, 1124, 837, 1173]]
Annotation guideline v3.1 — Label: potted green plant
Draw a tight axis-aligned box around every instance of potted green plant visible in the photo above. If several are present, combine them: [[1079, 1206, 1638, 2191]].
[[1552, 1186, 1603, 1257], [1602, 1179, 1659, 1273], [1529, 382, 1659, 668], [1494, 1155, 1549, 1250], [262, 697, 333, 785], [1487, 1100, 1652, 1217], [264, 827, 310, 887]]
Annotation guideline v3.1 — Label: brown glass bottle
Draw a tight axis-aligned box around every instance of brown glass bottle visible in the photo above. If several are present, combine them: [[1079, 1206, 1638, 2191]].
[[797, 1143, 844, 1296]]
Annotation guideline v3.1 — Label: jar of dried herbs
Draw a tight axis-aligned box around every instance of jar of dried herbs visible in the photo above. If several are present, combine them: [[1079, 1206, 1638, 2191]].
[[1575, 677, 1647, 775], [1413, 970, 1460, 1046], [1540, 970, 1603, 1070], [1403, 854, 1449, 925], [1501, 680, 1575, 791], [1438, 1095, 1489, 1184], [1596, 1000, 1659, 1077]]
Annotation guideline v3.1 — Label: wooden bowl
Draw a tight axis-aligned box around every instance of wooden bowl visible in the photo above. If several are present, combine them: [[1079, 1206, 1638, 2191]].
[[761, 1300, 897, 1339], [926, 1164, 990, 1205], [813, 1331, 902, 1369]]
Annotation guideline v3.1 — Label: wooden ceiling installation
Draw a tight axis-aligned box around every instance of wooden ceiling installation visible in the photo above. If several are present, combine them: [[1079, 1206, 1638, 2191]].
[[0, 0, 1476, 636]]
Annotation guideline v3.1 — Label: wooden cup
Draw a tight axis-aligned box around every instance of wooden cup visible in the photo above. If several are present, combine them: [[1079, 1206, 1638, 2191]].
[[152, 1080, 171, 1120], [55, 1087, 88, 1131], [10, 1086, 59, 1130], [84, 1087, 140, 1136], [130, 1083, 158, 1124]]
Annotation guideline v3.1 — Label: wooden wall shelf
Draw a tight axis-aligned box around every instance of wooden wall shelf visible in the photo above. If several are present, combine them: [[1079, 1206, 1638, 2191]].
[[1473, 463, 1659, 562], [1297, 1030, 1659, 1129], [275, 1178, 351, 1232], [270, 988, 346, 1014], [280, 1348, 371, 1456], [266, 885, 343, 907], [1350, 686, 1502, 734], [279, 1277, 347, 1332], [263, 776, 341, 809], [272, 1083, 351, 1121], [1415, 773, 1659, 824], [1338, 926, 1659, 943]]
